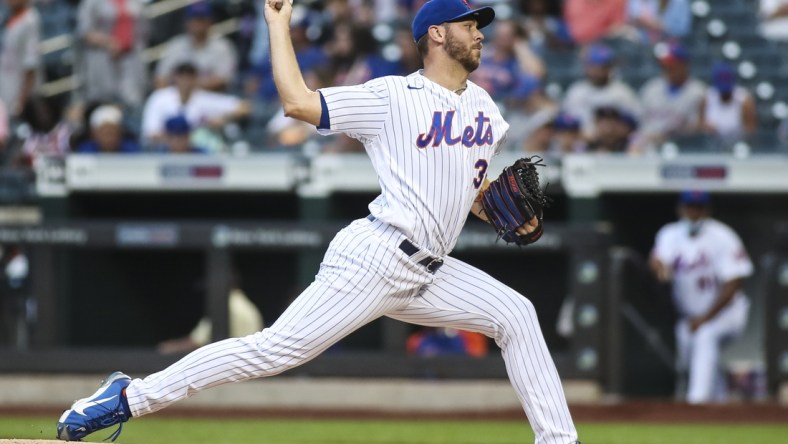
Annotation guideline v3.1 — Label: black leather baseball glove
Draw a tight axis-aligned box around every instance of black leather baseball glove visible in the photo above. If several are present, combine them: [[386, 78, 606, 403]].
[[479, 156, 551, 246]]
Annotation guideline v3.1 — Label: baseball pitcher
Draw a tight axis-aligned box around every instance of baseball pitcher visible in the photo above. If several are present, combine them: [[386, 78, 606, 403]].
[[57, 1, 580, 443]]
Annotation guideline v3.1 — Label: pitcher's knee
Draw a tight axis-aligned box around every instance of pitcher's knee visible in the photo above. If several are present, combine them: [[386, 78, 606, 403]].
[[496, 294, 539, 343], [247, 328, 318, 374]]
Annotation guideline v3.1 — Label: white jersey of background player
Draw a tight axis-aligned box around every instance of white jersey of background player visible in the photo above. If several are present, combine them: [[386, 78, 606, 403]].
[[57, 1, 580, 443], [650, 190, 753, 404]]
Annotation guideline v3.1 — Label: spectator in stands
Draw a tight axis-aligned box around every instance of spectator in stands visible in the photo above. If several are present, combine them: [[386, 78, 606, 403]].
[[326, 21, 398, 86], [564, 0, 627, 45], [633, 42, 706, 152], [390, 25, 423, 76], [155, 115, 208, 154], [248, 0, 271, 70], [74, 105, 140, 154], [699, 63, 757, 147], [470, 19, 545, 103], [154, 1, 238, 92], [265, 67, 333, 148], [230, 1, 258, 74], [16, 95, 71, 166], [77, 0, 149, 108], [550, 112, 587, 155], [522, 112, 586, 158], [587, 105, 638, 153], [505, 76, 560, 152], [371, 0, 398, 24], [518, 0, 573, 52], [0, 0, 41, 117], [142, 63, 251, 146], [522, 121, 553, 155], [626, 0, 692, 43], [562, 43, 641, 139], [406, 327, 488, 358], [322, 0, 367, 25], [248, 8, 326, 104], [759, 0, 788, 42], [0, 99, 8, 150]]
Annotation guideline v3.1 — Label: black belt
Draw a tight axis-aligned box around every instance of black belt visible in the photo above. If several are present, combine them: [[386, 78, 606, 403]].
[[366, 215, 443, 273]]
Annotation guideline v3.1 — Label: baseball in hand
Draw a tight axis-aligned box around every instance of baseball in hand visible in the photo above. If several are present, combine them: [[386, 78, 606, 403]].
[[272, 0, 293, 10]]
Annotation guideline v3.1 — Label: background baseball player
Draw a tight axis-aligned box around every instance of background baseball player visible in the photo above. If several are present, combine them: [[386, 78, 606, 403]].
[[650, 190, 753, 404], [57, 1, 580, 443]]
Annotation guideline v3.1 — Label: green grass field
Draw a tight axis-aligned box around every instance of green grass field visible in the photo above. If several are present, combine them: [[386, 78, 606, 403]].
[[2, 416, 788, 444]]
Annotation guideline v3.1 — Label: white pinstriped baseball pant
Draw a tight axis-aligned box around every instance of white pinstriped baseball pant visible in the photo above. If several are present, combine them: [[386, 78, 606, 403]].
[[126, 217, 578, 444]]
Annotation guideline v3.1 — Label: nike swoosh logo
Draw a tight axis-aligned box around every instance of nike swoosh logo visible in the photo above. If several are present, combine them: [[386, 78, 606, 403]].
[[73, 395, 118, 416], [407, 85, 422, 90]]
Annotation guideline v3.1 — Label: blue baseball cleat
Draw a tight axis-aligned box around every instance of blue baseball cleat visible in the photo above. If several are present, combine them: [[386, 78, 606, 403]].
[[56, 372, 132, 441]]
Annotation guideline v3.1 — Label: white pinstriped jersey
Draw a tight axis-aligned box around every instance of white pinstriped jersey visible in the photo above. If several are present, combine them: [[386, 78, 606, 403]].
[[318, 70, 510, 257], [652, 218, 753, 317]]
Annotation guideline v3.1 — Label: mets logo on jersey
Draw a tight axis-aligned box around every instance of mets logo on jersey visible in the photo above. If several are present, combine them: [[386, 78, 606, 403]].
[[416, 111, 494, 148]]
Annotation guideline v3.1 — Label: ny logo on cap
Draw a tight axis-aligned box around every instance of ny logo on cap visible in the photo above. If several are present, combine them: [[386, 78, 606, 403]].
[[462, 0, 471, 7]]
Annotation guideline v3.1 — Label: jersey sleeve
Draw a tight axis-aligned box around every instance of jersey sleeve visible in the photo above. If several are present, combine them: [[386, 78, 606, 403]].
[[651, 225, 675, 264], [316, 77, 391, 140], [489, 110, 510, 156], [201, 91, 242, 115], [713, 228, 754, 282], [141, 92, 165, 139]]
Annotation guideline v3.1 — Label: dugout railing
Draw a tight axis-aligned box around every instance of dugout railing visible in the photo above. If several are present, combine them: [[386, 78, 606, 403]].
[[0, 221, 612, 387], [606, 247, 677, 398]]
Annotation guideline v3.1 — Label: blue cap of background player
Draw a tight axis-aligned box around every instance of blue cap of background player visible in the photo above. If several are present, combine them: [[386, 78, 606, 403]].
[[679, 190, 711, 206], [165, 115, 192, 135], [511, 74, 540, 100], [412, 0, 496, 43], [712, 62, 736, 94], [583, 44, 615, 66], [186, 1, 213, 19], [552, 112, 580, 131]]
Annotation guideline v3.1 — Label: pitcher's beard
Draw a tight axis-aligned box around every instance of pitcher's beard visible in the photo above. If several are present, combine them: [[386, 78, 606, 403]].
[[445, 31, 481, 73]]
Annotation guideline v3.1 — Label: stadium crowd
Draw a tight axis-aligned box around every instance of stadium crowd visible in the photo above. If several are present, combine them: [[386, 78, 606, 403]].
[[0, 0, 786, 170]]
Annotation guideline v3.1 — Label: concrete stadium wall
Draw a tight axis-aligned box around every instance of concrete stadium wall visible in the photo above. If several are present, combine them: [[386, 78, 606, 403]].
[[0, 375, 601, 413]]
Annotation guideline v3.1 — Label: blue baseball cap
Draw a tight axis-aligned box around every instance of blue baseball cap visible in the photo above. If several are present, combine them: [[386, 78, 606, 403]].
[[512, 74, 540, 100], [712, 62, 736, 94], [553, 112, 580, 131], [165, 115, 192, 135], [619, 110, 638, 130], [584, 44, 615, 66], [412, 0, 495, 43], [679, 190, 711, 206], [186, 1, 213, 19]]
